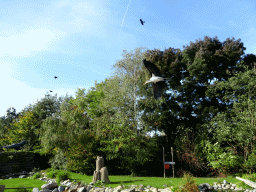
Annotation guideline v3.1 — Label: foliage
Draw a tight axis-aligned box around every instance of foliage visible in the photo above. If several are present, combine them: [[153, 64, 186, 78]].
[[243, 147, 256, 174], [31, 167, 41, 174], [0, 107, 21, 145], [6, 111, 38, 151], [64, 129, 104, 175], [76, 47, 166, 175], [0, 94, 65, 152], [201, 140, 242, 174], [30, 172, 42, 180], [197, 63, 256, 174], [44, 169, 62, 179], [36, 91, 90, 164], [93, 180, 108, 188], [54, 171, 71, 184], [138, 36, 256, 176], [47, 148, 70, 172], [176, 172, 199, 192]]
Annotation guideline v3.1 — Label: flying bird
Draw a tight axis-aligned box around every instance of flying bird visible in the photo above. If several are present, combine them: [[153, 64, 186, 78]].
[[50, 90, 53, 92], [140, 19, 145, 25], [54, 76, 58, 79], [143, 59, 169, 100]]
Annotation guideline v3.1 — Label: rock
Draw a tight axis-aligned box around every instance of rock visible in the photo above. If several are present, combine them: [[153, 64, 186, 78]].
[[92, 156, 110, 184], [100, 167, 110, 184], [198, 183, 214, 192]]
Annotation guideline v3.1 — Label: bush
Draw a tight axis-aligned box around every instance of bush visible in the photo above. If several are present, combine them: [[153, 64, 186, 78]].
[[45, 169, 62, 179], [173, 171, 199, 192], [33, 168, 71, 185], [55, 171, 71, 184], [30, 172, 43, 179]]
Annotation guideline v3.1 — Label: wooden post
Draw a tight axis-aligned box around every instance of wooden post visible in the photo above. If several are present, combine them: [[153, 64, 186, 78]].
[[0, 185, 4, 192], [163, 147, 165, 178], [171, 147, 174, 178]]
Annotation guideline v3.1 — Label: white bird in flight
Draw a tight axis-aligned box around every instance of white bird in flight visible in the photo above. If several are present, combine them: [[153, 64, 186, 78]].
[[143, 59, 169, 100]]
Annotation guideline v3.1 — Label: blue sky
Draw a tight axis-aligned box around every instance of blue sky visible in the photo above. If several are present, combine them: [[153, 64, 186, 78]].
[[1, 0, 256, 137]]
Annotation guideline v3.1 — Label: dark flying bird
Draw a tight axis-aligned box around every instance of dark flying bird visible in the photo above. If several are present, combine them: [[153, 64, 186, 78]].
[[50, 90, 53, 92], [54, 76, 58, 79], [0, 140, 27, 153], [140, 19, 145, 25], [143, 59, 169, 100]]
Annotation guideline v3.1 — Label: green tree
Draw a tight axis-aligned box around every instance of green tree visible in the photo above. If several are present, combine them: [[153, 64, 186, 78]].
[[37, 89, 101, 171], [7, 111, 39, 151], [0, 107, 21, 146], [198, 63, 256, 174], [24, 93, 64, 149], [86, 47, 164, 175], [138, 36, 256, 175]]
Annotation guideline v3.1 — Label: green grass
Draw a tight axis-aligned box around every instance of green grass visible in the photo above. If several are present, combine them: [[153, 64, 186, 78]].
[[1, 167, 256, 192], [1, 148, 256, 192]]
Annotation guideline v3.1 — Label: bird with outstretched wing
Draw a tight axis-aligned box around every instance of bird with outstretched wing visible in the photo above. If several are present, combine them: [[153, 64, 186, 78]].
[[143, 59, 169, 100]]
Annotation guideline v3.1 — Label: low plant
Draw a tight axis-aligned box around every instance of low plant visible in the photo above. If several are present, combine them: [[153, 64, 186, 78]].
[[120, 181, 125, 188], [55, 171, 71, 184], [30, 172, 42, 180], [31, 167, 40, 174], [45, 169, 61, 179], [79, 180, 88, 187], [93, 180, 106, 187], [175, 172, 199, 192]]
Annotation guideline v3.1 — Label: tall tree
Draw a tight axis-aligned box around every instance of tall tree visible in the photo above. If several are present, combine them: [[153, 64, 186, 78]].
[[138, 36, 252, 174], [87, 48, 166, 175], [23, 93, 65, 150], [7, 111, 39, 151], [37, 89, 99, 170], [0, 107, 21, 146], [110, 47, 150, 136]]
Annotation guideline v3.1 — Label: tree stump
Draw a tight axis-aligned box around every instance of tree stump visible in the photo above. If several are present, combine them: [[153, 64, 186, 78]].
[[92, 156, 110, 184]]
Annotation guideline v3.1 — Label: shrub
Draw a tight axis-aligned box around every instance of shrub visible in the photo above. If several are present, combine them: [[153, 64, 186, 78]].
[[175, 171, 199, 192], [30, 172, 43, 179], [46, 169, 62, 179], [55, 171, 71, 184]]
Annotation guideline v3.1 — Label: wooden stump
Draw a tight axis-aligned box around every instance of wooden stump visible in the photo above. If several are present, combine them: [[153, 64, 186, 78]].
[[92, 156, 110, 184]]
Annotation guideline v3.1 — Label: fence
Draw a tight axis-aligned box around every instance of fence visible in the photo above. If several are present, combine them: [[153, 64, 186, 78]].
[[0, 152, 40, 176], [0, 185, 34, 192]]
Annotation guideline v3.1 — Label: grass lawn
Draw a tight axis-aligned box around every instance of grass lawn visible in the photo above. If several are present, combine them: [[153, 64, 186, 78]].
[[1, 167, 256, 192], [1, 148, 256, 192]]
